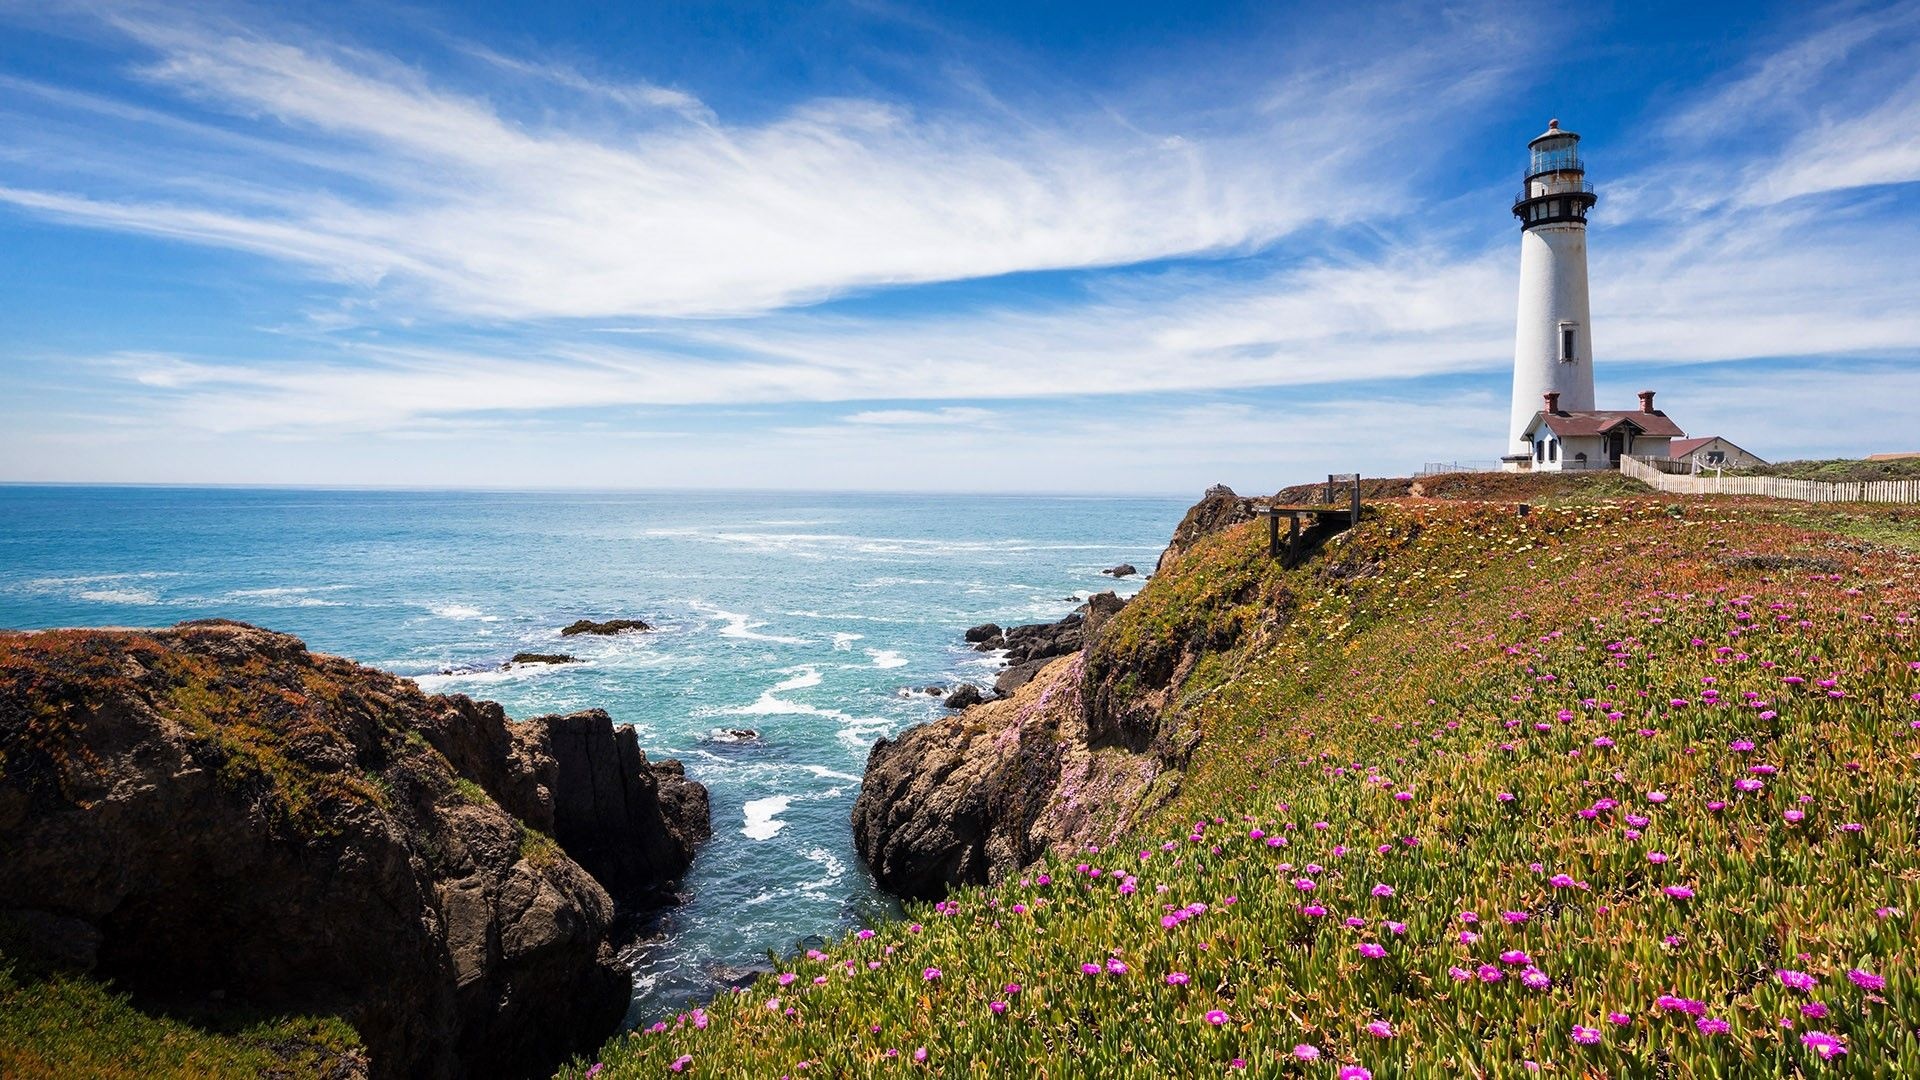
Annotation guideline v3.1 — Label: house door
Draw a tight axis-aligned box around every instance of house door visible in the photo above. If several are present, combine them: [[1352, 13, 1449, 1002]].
[[1606, 432, 1625, 466]]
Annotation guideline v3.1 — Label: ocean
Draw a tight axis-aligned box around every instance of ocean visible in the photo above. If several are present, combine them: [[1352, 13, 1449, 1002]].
[[0, 485, 1186, 1021]]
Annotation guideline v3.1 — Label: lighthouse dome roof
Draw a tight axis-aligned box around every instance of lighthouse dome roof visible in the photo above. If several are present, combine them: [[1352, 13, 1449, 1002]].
[[1528, 118, 1580, 147]]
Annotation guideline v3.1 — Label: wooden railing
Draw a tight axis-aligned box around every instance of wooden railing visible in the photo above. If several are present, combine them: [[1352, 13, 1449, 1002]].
[[1620, 455, 1920, 503]]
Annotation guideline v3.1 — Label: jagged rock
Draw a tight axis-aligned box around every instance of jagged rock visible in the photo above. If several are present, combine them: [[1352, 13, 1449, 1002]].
[[854, 657, 1172, 901], [0, 621, 708, 1080], [1156, 483, 1256, 574], [559, 618, 652, 636], [704, 727, 761, 744], [963, 623, 1002, 644], [508, 652, 577, 666], [943, 684, 985, 709], [1102, 563, 1137, 578], [1083, 591, 1127, 639], [994, 658, 1051, 696]]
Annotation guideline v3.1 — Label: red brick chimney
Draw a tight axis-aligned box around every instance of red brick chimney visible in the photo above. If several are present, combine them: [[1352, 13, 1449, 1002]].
[[1543, 391, 1561, 414], [1639, 390, 1657, 414]]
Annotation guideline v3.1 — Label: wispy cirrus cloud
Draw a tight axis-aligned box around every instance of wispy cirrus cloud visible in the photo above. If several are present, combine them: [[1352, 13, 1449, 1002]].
[[0, 4, 1512, 320]]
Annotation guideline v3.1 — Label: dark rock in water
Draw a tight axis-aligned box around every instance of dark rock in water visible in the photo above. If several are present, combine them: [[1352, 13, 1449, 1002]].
[[1102, 563, 1138, 578], [922, 686, 945, 696], [560, 618, 652, 636], [508, 652, 577, 666], [0, 620, 709, 1080], [711, 963, 774, 991], [943, 684, 985, 709], [963, 622, 1002, 644], [704, 727, 761, 745], [1000, 612, 1084, 666]]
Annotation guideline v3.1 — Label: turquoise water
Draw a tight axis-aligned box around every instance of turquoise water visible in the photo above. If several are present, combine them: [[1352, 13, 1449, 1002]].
[[0, 485, 1185, 1020]]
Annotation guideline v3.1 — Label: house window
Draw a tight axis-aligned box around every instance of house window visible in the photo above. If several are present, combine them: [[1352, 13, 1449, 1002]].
[[1559, 325, 1575, 363], [1705, 451, 1725, 465], [1535, 439, 1544, 462], [1548, 440, 1558, 463], [1574, 452, 1588, 467]]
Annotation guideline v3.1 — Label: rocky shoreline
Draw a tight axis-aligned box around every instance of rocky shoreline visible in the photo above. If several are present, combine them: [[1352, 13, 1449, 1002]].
[[0, 620, 708, 1080], [852, 485, 1260, 901]]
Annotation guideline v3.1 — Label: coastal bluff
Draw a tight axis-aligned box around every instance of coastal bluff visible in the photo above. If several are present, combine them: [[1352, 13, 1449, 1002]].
[[0, 620, 707, 1080], [851, 487, 1262, 900]]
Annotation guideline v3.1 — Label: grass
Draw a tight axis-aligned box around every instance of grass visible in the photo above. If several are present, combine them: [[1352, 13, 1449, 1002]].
[[1729, 458, 1920, 484], [0, 956, 361, 1080], [573, 493, 1918, 1078]]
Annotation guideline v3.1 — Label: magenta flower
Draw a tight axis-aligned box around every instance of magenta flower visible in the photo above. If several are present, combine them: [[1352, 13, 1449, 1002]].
[[1607, 1012, 1632, 1026], [1847, 968, 1886, 991], [989, 1000, 1008, 1015], [1292, 1044, 1320, 1061], [1205, 1009, 1229, 1026], [1520, 968, 1552, 991], [670, 1055, 693, 1073], [1802, 1031, 1847, 1060], [1663, 885, 1695, 899], [1357, 942, 1387, 959], [1105, 958, 1128, 975], [1371, 883, 1394, 898], [1338, 1069, 1372, 1080], [913, 1047, 927, 1063], [1365, 1020, 1395, 1038], [1476, 964, 1503, 983], [1646, 851, 1669, 864], [922, 967, 941, 982], [1777, 969, 1818, 992], [1696, 1017, 1731, 1036], [1166, 971, 1190, 986], [1080, 963, 1100, 976], [1499, 950, 1531, 966], [1570, 1025, 1602, 1045]]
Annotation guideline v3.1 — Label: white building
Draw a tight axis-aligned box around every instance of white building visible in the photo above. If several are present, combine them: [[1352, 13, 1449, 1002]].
[[1518, 389, 1683, 471], [1502, 119, 1689, 471]]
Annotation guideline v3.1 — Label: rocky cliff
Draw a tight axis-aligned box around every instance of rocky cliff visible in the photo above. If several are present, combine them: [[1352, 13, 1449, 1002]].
[[853, 490, 1264, 900], [0, 621, 708, 1080]]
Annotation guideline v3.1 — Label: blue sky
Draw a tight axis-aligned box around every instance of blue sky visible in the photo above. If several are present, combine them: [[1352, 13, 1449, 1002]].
[[2, 0, 1917, 493]]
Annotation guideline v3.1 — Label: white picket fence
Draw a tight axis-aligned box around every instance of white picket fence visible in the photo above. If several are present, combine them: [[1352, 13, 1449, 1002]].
[[1620, 455, 1920, 503]]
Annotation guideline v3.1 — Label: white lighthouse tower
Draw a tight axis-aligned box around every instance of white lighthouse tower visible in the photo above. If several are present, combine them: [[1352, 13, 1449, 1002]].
[[1506, 119, 1598, 459]]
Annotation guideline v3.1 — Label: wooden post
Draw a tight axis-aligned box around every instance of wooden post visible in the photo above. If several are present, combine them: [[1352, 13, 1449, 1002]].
[[1324, 476, 1334, 504], [1287, 513, 1301, 564], [1268, 511, 1280, 558], [1349, 476, 1361, 526]]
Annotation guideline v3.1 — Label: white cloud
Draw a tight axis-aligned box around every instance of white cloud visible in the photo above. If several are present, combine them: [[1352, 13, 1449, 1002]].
[[0, 6, 1510, 320]]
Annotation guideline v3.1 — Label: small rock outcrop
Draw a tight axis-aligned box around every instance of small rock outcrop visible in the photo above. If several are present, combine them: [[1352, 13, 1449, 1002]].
[[962, 623, 1002, 645], [0, 621, 708, 1080], [942, 684, 985, 709], [508, 651, 577, 666], [560, 618, 652, 636], [1155, 483, 1256, 574], [1101, 563, 1137, 578]]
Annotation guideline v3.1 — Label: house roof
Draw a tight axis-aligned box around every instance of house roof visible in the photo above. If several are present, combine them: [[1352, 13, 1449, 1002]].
[[1527, 409, 1686, 439], [1668, 437, 1717, 458]]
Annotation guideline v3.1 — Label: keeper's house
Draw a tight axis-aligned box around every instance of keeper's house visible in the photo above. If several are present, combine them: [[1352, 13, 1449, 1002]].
[[1517, 389, 1682, 472]]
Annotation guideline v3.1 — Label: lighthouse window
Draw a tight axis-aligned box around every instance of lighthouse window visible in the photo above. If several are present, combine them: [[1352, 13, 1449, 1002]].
[[1560, 326, 1575, 362]]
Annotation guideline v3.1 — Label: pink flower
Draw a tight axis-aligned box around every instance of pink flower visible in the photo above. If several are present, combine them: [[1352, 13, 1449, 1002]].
[[1570, 1025, 1602, 1044], [1521, 968, 1553, 991], [989, 1000, 1008, 1015], [1292, 1044, 1320, 1061], [670, 1055, 693, 1073], [1357, 942, 1387, 959], [1607, 1012, 1632, 1026], [922, 967, 941, 982], [1847, 968, 1886, 991], [1646, 790, 1668, 803], [1371, 883, 1394, 898], [1499, 950, 1532, 966], [1366, 1020, 1395, 1038], [1663, 885, 1695, 899], [1338, 1069, 1372, 1080], [1696, 1017, 1731, 1036], [1105, 958, 1129, 975], [1206, 1009, 1229, 1026], [1080, 963, 1100, 976], [1802, 1031, 1847, 1060], [778, 972, 797, 986], [913, 1048, 927, 1063], [1166, 971, 1190, 986], [1777, 969, 1818, 992], [1646, 851, 1669, 864]]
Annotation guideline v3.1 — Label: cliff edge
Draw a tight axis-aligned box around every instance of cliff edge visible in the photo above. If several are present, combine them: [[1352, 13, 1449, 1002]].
[[0, 620, 707, 1080]]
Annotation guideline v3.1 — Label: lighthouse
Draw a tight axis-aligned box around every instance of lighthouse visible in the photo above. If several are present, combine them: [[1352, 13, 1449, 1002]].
[[1505, 119, 1598, 459]]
